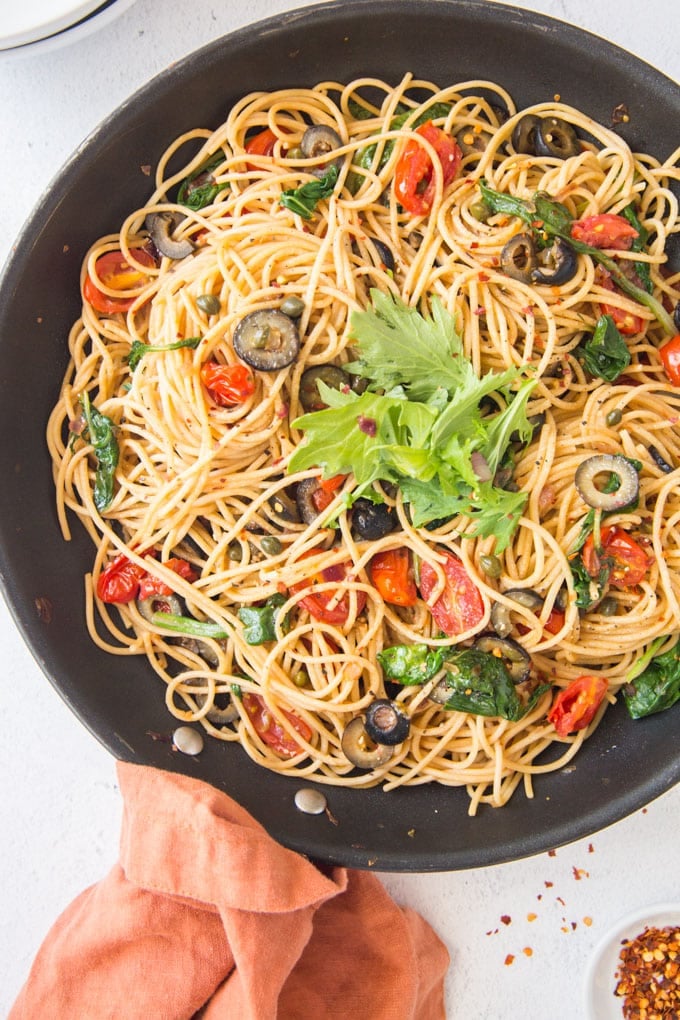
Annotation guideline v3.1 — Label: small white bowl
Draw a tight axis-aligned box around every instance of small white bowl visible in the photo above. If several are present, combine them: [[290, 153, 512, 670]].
[[0, 0, 138, 59], [584, 903, 680, 1019]]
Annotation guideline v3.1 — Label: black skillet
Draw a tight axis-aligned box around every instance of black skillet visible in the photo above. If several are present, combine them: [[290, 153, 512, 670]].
[[0, 0, 678, 871]]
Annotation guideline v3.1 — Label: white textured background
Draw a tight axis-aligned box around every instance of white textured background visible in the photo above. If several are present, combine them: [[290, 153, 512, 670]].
[[0, 1, 678, 1016]]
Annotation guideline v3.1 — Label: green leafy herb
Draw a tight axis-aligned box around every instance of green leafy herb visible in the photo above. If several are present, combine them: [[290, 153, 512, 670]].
[[150, 611, 230, 640], [237, 593, 290, 645], [569, 552, 609, 611], [177, 151, 229, 210], [439, 648, 549, 721], [289, 291, 535, 551], [479, 180, 675, 334], [621, 202, 652, 293], [624, 638, 680, 718], [377, 644, 444, 685], [127, 336, 202, 372], [80, 391, 119, 513], [577, 314, 631, 381], [347, 102, 452, 193], [280, 165, 339, 219]]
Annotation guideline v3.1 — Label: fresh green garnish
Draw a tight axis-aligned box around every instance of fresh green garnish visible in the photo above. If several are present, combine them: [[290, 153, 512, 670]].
[[479, 181, 674, 334], [80, 391, 119, 513], [577, 314, 631, 382], [621, 202, 652, 293], [279, 165, 339, 219], [237, 593, 290, 645], [377, 644, 445, 685], [127, 336, 202, 371], [347, 102, 452, 193], [288, 291, 536, 551], [150, 612, 229, 639], [177, 151, 229, 210], [624, 637, 680, 718]]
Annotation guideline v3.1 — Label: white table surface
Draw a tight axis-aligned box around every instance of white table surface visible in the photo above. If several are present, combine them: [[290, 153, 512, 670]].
[[0, 1, 678, 1016]]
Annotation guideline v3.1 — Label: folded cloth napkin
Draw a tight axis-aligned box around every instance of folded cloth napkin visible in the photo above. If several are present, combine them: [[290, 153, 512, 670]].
[[10, 761, 449, 1019]]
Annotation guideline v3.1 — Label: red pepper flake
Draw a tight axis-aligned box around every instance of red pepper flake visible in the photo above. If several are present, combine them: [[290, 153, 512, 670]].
[[588, 843, 595, 854], [140, 164, 151, 176], [276, 403, 289, 419], [614, 925, 680, 1019], [527, 913, 537, 923], [572, 866, 589, 881], [478, 272, 490, 282], [544, 881, 554, 888], [501, 915, 512, 926], [523, 947, 534, 957], [34, 596, 53, 624], [504, 954, 515, 966], [470, 241, 479, 250]]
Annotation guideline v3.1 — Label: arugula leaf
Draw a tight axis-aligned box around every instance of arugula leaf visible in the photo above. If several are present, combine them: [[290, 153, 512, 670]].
[[80, 391, 119, 513], [237, 593, 289, 645], [378, 644, 445, 685], [177, 152, 229, 210], [127, 336, 202, 372], [577, 314, 631, 381], [624, 638, 680, 718], [280, 165, 339, 219]]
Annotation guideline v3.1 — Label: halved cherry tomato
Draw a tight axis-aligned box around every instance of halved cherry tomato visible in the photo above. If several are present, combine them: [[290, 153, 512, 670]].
[[659, 334, 680, 386], [418, 551, 484, 636], [582, 526, 650, 589], [290, 555, 367, 625], [311, 474, 348, 514], [200, 361, 255, 406], [370, 548, 417, 607], [245, 127, 287, 171], [137, 558, 198, 599], [393, 121, 461, 216], [83, 249, 156, 314], [96, 554, 149, 604], [547, 675, 608, 736], [596, 267, 645, 335], [543, 606, 566, 635], [242, 692, 312, 758], [570, 213, 639, 251]]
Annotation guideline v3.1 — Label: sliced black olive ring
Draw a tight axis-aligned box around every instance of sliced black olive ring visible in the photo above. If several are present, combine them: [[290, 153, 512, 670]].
[[363, 699, 410, 746], [500, 233, 538, 283], [300, 124, 344, 176], [456, 126, 495, 157], [490, 588, 544, 639], [531, 237, 578, 286], [534, 117, 580, 159], [472, 634, 531, 684], [145, 211, 194, 260], [341, 716, 395, 769], [296, 476, 330, 525], [189, 682, 239, 725], [351, 497, 397, 540], [299, 364, 351, 412], [511, 113, 542, 154], [574, 454, 640, 510], [232, 309, 300, 371], [137, 593, 183, 622]]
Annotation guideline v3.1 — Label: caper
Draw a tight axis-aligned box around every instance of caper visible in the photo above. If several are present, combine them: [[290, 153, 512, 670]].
[[286, 146, 304, 160], [280, 295, 306, 319], [293, 668, 309, 688], [598, 596, 618, 616], [228, 541, 243, 562], [196, 293, 221, 316], [606, 408, 623, 427], [469, 200, 491, 222], [480, 554, 502, 578], [260, 535, 282, 556]]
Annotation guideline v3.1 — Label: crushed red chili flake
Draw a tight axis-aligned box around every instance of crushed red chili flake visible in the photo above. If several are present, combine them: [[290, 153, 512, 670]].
[[614, 925, 680, 1019], [504, 954, 515, 966], [500, 915, 512, 926]]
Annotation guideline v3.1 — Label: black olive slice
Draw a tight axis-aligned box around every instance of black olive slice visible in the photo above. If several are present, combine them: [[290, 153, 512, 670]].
[[533, 117, 580, 159], [511, 114, 542, 154], [295, 477, 327, 525], [187, 680, 238, 724], [532, 237, 578, 286], [369, 237, 396, 273], [473, 633, 531, 684], [363, 699, 410, 745], [456, 127, 494, 157], [145, 212, 194, 260], [674, 300, 680, 333], [233, 309, 300, 371], [500, 233, 538, 283], [301, 124, 344, 176], [351, 498, 396, 540], [649, 445, 674, 473], [341, 716, 394, 768], [137, 593, 183, 622], [490, 588, 544, 638], [299, 365, 351, 412], [574, 454, 639, 510]]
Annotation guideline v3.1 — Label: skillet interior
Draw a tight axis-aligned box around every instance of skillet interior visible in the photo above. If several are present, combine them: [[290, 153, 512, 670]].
[[0, 0, 678, 871]]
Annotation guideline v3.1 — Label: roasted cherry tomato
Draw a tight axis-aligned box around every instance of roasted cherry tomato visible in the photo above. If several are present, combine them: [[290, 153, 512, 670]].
[[83, 249, 156, 314], [596, 268, 645, 335], [542, 606, 566, 635], [245, 127, 285, 171], [242, 692, 312, 758], [394, 121, 461, 216], [200, 361, 255, 406], [311, 474, 348, 514], [290, 555, 367, 625], [418, 550, 485, 636], [547, 675, 608, 736], [582, 526, 650, 589], [369, 548, 417, 607], [570, 213, 639, 251], [659, 334, 680, 386], [96, 554, 148, 604], [137, 558, 198, 599]]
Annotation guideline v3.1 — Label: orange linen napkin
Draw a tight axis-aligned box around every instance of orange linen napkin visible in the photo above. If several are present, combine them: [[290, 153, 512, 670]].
[[10, 761, 449, 1019]]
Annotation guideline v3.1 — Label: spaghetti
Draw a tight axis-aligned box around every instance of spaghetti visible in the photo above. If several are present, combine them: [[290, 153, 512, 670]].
[[47, 74, 680, 813]]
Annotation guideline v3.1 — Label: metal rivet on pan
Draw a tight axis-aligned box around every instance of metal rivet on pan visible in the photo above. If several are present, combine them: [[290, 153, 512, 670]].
[[172, 726, 204, 755], [294, 788, 327, 815]]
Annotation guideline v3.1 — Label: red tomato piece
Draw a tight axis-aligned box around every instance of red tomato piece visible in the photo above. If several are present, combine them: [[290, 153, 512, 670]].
[[582, 526, 650, 589], [311, 474, 348, 513], [369, 548, 417, 607], [96, 554, 148, 604], [137, 558, 198, 600], [547, 675, 608, 736], [394, 121, 461, 216], [543, 607, 566, 635], [659, 334, 680, 386], [596, 268, 645, 335], [290, 555, 367, 625], [570, 213, 639, 251], [83, 249, 156, 314], [200, 361, 255, 406], [242, 692, 312, 758], [245, 127, 286, 171], [418, 551, 484, 636]]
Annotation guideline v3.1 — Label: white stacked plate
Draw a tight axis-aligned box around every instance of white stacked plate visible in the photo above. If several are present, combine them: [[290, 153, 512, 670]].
[[0, 0, 137, 57]]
